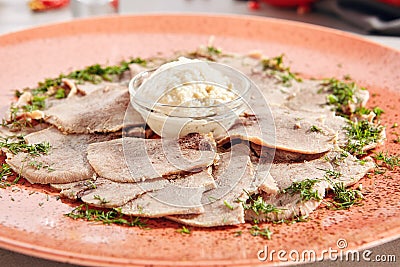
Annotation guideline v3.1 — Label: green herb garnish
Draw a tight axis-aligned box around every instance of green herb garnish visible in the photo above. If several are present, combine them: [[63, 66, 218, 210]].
[[28, 161, 55, 172], [0, 136, 51, 156], [93, 194, 109, 204], [261, 54, 301, 86], [223, 200, 234, 210], [249, 225, 272, 240], [328, 183, 363, 210], [54, 89, 66, 99], [282, 179, 321, 202], [242, 193, 281, 215], [177, 226, 190, 234], [323, 78, 361, 117], [310, 125, 323, 133], [373, 152, 400, 170], [65, 204, 146, 227], [344, 120, 384, 155], [206, 46, 221, 55], [0, 163, 12, 178]]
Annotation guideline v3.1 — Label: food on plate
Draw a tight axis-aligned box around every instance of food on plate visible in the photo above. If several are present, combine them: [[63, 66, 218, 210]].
[[87, 133, 217, 183], [0, 46, 386, 231], [129, 57, 250, 138]]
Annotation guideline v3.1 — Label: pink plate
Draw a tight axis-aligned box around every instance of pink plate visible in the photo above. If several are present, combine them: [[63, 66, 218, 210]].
[[0, 14, 399, 266]]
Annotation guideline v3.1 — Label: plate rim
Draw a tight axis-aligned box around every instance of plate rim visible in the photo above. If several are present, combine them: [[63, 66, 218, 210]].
[[0, 13, 399, 267]]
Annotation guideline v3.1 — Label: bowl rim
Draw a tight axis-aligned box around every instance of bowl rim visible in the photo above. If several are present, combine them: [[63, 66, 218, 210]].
[[128, 61, 252, 111]]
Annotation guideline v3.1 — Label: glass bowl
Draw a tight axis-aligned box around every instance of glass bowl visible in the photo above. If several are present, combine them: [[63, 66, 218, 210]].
[[128, 61, 251, 138]]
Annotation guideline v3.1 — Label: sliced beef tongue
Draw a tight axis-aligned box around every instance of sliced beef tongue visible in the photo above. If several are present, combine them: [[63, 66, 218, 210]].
[[6, 127, 119, 184], [44, 85, 144, 134], [167, 144, 255, 227], [118, 169, 216, 217], [245, 159, 330, 223], [218, 106, 337, 156], [245, 149, 373, 223], [324, 150, 375, 187], [87, 133, 217, 183]]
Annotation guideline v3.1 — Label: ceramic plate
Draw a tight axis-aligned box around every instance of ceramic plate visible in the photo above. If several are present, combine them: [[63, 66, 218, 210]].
[[0, 15, 399, 266]]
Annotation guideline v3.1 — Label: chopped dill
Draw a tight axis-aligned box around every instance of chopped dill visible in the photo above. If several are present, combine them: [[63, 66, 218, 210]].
[[223, 200, 234, 210], [54, 88, 66, 99], [0, 164, 13, 188], [373, 107, 384, 119], [373, 152, 400, 170], [241, 193, 281, 215], [282, 179, 322, 202], [261, 54, 301, 86], [249, 225, 272, 240], [272, 215, 310, 225], [310, 125, 323, 133], [206, 46, 222, 55], [0, 136, 51, 156], [328, 182, 363, 210], [344, 120, 384, 155], [322, 169, 342, 180], [65, 204, 146, 227], [93, 194, 109, 204], [177, 226, 190, 234], [323, 78, 361, 117], [28, 161, 54, 172], [29, 57, 147, 96], [354, 106, 384, 120], [0, 163, 12, 178]]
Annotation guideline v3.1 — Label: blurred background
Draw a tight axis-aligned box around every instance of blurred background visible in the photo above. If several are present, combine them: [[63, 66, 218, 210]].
[[0, 0, 399, 48]]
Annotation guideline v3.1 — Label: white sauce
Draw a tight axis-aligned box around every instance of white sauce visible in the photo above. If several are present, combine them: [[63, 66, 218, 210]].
[[132, 57, 246, 138]]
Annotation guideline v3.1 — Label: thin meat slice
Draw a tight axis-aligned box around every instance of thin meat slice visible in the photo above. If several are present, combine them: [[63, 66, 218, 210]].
[[6, 127, 118, 184], [44, 85, 143, 134], [250, 142, 328, 163], [245, 160, 330, 222], [119, 169, 215, 217], [81, 178, 168, 208], [87, 133, 217, 183], [167, 145, 255, 227], [219, 106, 337, 155], [245, 149, 373, 222], [51, 179, 103, 200], [324, 150, 375, 187], [51, 177, 169, 207]]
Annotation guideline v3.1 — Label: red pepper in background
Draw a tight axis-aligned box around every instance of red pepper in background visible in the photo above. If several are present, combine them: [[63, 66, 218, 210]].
[[29, 0, 70, 12], [379, 0, 400, 6]]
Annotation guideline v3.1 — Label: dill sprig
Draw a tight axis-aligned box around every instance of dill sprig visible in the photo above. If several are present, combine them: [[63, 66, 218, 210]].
[[32, 57, 147, 96], [323, 78, 361, 117], [272, 215, 310, 225], [241, 193, 282, 215], [329, 183, 363, 210], [261, 54, 302, 86], [282, 179, 322, 202], [0, 163, 27, 187], [249, 225, 272, 240], [0, 163, 12, 178], [65, 204, 146, 227], [206, 46, 221, 55], [344, 120, 384, 155], [177, 226, 191, 234], [0, 136, 51, 156], [373, 151, 400, 170], [354, 106, 384, 120], [223, 200, 234, 210], [310, 125, 323, 133]]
